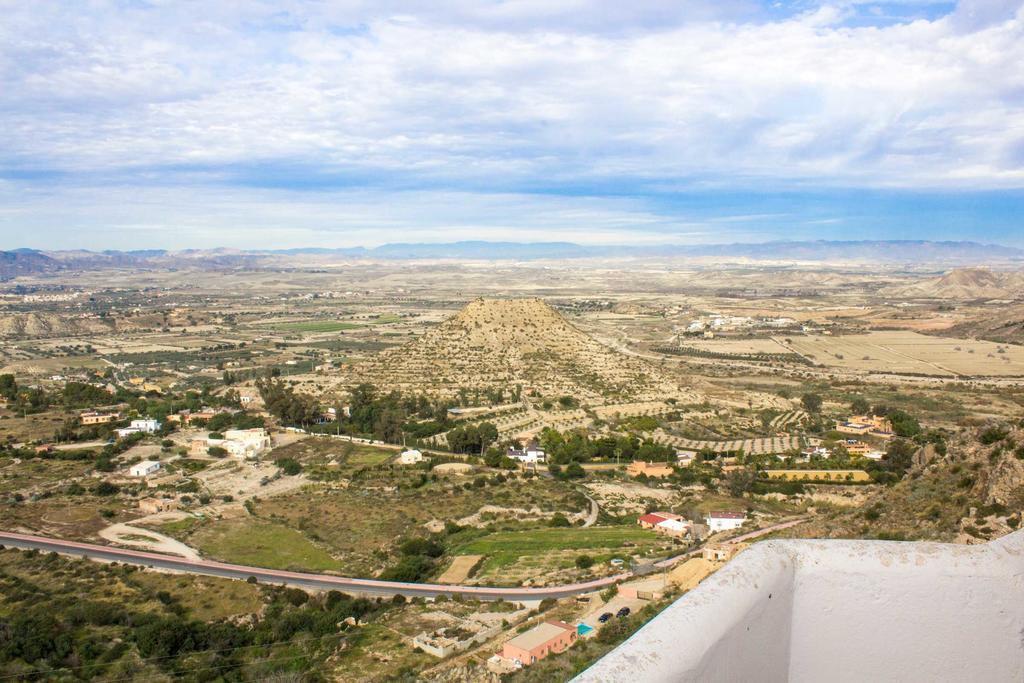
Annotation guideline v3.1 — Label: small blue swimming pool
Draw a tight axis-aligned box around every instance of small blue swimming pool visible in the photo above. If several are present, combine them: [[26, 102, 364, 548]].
[[577, 623, 594, 636]]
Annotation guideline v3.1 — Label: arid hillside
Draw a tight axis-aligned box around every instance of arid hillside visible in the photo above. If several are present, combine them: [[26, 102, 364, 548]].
[[0, 312, 115, 338], [345, 297, 689, 401], [783, 423, 1024, 544], [883, 267, 1024, 300]]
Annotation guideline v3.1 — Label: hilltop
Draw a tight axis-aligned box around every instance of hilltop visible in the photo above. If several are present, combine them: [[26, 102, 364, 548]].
[[883, 267, 1024, 300], [345, 298, 685, 401]]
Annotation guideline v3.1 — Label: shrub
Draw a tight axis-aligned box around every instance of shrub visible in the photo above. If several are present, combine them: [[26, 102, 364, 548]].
[[549, 513, 571, 528], [575, 555, 594, 569], [92, 481, 120, 496], [275, 457, 302, 475]]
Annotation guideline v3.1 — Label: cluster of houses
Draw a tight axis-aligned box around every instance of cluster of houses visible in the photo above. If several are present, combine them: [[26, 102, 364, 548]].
[[638, 510, 748, 538]]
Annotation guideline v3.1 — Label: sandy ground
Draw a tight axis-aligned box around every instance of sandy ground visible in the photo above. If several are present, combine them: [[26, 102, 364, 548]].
[[668, 558, 716, 590], [99, 510, 200, 560], [193, 457, 310, 501], [584, 481, 677, 515], [436, 555, 485, 584]]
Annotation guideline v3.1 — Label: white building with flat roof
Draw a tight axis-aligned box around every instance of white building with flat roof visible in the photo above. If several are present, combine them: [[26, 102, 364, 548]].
[[399, 449, 424, 464], [129, 460, 161, 477]]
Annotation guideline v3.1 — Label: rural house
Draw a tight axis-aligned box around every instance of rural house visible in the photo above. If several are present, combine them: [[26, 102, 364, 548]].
[[500, 620, 577, 668], [129, 460, 161, 477], [399, 449, 424, 464], [627, 460, 674, 478], [705, 511, 747, 533]]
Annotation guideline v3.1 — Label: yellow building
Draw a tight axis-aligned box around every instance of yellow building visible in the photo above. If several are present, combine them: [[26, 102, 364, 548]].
[[627, 460, 674, 478], [836, 415, 894, 438]]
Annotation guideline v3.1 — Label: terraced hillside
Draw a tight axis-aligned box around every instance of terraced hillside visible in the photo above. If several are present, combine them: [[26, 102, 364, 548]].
[[346, 297, 691, 401]]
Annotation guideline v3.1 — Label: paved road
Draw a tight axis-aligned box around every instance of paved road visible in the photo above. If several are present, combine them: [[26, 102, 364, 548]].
[[0, 531, 628, 601]]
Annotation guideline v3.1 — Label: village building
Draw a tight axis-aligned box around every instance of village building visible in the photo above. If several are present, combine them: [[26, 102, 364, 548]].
[[638, 512, 667, 529], [655, 518, 691, 538], [836, 415, 895, 439], [627, 460, 674, 478], [702, 543, 747, 563], [618, 576, 668, 601], [499, 620, 577, 668], [705, 511, 747, 533], [138, 497, 177, 514], [508, 439, 546, 464], [843, 440, 872, 456], [196, 428, 271, 458], [129, 460, 161, 477], [80, 410, 118, 425], [676, 450, 698, 466], [132, 418, 161, 433], [399, 449, 424, 465]]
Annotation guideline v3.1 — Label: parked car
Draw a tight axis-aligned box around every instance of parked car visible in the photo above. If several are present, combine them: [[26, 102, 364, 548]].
[[616, 607, 631, 618], [598, 612, 613, 623]]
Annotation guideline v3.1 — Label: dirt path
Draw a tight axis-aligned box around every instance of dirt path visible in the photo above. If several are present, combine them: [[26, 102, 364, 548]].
[[581, 492, 599, 528], [726, 517, 809, 544], [98, 511, 201, 560]]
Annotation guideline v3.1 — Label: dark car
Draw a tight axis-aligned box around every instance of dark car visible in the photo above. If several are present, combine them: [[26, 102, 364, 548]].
[[598, 612, 613, 623], [616, 607, 631, 618]]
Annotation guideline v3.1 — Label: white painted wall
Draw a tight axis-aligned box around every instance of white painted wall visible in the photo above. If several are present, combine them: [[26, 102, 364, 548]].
[[575, 530, 1024, 682]]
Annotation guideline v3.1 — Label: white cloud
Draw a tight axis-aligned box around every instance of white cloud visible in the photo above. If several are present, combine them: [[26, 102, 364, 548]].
[[0, 1, 1021, 249], [0, 1, 1021, 189]]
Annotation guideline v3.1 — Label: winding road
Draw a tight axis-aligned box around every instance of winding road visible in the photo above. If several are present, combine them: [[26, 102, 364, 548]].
[[0, 531, 628, 601]]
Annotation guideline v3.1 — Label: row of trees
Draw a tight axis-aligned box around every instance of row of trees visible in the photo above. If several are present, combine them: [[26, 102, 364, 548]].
[[538, 429, 675, 464]]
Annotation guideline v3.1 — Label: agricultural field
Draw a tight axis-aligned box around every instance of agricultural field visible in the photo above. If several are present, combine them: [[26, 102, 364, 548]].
[[452, 526, 668, 585], [785, 331, 1024, 377], [681, 338, 791, 355]]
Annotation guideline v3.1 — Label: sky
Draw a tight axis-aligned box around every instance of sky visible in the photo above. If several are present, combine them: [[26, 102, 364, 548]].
[[0, 0, 1022, 250]]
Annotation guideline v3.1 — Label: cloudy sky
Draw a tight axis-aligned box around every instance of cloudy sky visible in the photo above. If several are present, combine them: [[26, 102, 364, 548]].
[[1, 0, 1022, 250]]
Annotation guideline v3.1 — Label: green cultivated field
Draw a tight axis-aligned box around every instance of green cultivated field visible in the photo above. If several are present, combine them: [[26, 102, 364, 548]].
[[266, 320, 363, 333], [455, 526, 662, 576], [187, 519, 343, 572]]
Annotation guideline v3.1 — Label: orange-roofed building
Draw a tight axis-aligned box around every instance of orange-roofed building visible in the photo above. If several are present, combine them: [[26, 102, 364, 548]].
[[501, 620, 577, 667]]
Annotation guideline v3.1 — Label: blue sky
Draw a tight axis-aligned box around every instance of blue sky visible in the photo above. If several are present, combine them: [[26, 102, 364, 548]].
[[1, 0, 1022, 250]]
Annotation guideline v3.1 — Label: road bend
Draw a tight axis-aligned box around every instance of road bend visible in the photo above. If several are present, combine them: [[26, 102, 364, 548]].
[[0, 531, 628, 601]]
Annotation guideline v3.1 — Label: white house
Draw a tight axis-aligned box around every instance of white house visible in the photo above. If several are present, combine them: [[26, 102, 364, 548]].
[[130, 419, 161, 433], [655, 518, 691, 538], [129, 460, 161, 477], [676, 450, 698, 466], [399, 449, 424, 465], [508, 440, 546, 464], [706, 511, 747, 533], [219, 428, 271, 458]]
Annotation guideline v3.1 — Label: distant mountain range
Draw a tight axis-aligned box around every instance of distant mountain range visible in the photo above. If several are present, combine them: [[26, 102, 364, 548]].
[[1, 240, 1021, 278]]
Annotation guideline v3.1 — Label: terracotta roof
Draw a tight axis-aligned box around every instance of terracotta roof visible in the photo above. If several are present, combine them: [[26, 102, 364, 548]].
[[639, 513, 669, 525]]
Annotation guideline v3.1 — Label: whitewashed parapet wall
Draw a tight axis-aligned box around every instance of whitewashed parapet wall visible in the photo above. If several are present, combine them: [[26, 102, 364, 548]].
[[576, 530, 1024, 682]]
